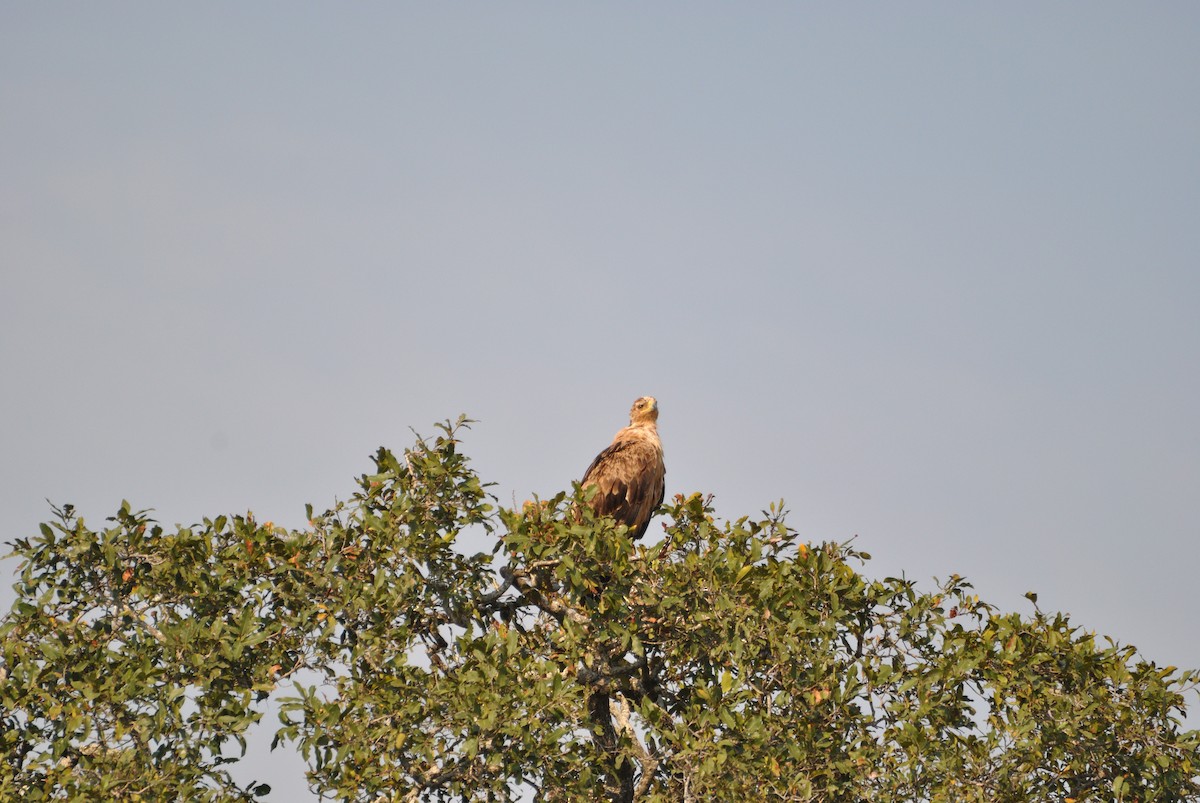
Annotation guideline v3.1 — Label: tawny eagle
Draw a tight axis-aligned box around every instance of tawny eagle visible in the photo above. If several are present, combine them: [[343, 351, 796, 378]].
[[580, 396, 666, 540]]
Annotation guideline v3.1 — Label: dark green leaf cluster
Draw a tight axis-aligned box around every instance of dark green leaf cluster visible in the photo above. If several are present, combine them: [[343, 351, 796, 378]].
[[2, 417, 1197, 801]]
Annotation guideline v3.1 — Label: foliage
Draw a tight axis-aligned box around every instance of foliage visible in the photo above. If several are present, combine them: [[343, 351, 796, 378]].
[[2, 417, 1198, 801]]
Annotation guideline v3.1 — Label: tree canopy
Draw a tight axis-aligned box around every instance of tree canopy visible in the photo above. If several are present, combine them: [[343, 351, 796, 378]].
[[3, 418, 1198, 801]]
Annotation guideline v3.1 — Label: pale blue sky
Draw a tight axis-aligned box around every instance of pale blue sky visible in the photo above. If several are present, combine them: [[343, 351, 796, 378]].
[[3, 5, 1199, 799]]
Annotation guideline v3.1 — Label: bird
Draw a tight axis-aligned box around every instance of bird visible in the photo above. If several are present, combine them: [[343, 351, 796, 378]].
[[579, 396, 666, 540]]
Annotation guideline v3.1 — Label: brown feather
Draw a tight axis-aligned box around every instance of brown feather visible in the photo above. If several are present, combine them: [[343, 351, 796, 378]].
[[580, 397, 666, 540]]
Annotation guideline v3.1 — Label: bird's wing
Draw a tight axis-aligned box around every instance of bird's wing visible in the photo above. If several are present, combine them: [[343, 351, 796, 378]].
[[581, 435, 664, 538]]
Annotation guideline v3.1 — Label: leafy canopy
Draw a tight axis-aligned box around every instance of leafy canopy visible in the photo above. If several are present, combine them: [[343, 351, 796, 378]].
[[2, 417, 1198, 801]]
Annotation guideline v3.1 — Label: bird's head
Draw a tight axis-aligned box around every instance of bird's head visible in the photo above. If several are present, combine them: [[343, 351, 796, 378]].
[[629, 396, 659, 426]]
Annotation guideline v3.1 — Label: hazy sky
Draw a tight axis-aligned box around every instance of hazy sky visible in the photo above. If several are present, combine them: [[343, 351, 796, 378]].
[[3, 5, 1198, 799]]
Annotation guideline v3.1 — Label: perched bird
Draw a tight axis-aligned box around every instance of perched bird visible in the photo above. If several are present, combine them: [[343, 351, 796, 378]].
[[580, 396, 666, 540]]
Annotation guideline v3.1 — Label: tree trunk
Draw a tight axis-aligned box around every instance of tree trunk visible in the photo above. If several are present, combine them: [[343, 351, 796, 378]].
[[588, 690, 635, 802]]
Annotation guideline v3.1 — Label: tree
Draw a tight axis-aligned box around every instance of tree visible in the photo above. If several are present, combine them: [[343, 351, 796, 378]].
[[2, 417, 1198, 801]]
